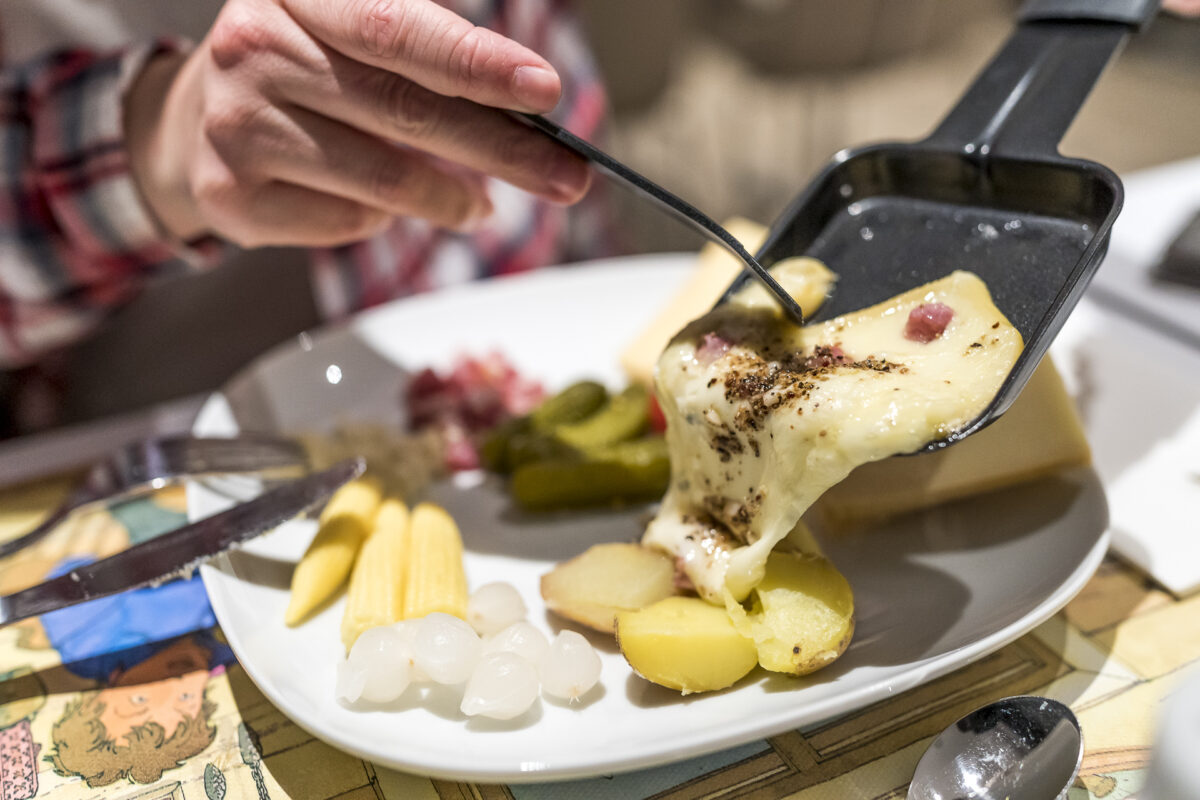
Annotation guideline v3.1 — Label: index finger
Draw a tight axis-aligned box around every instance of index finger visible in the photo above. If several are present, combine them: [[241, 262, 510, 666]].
[[280, 0, 563, 112]]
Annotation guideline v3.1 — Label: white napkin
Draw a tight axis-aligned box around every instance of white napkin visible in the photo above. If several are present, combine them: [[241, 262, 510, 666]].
[[1092, 156, 1200, 343], [1107, 408, 1200, 596], [1092, 158, 1200, 595], [1053, 295, 1200, 597]]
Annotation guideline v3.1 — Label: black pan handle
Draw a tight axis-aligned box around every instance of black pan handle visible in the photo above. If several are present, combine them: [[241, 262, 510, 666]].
[[924, 0, 1161, 159], [1018, 0, 1160, 28]]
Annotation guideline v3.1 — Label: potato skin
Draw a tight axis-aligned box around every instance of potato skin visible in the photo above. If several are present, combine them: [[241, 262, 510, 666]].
[[541, 543, 677, 633], [725, 551, 854, 675], [615, 597, 759, 694]]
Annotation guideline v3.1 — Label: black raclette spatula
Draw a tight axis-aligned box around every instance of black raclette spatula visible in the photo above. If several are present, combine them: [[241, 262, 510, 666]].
[[722, 0, 1162, 450], [518, 0, 1161, 452]]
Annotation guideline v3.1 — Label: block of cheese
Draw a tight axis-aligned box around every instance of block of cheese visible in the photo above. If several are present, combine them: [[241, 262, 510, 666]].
[[812, 355, 1091, 530], [621, 218, 768, 387]]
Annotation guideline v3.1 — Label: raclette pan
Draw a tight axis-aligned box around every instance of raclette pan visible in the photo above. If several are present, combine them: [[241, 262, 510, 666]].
[[720, 0, 1161, 449]]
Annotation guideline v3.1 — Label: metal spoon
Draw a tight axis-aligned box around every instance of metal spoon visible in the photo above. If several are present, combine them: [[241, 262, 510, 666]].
[[908, 695, 1083, 800], [510, 112, 807, 327]]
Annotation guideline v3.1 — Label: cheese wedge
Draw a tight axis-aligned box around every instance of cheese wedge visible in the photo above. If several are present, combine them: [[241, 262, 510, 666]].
[[812, 355, 1090, 530]]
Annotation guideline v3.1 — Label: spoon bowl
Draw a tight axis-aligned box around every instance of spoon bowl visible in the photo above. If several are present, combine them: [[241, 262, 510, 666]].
[[908, 695, 1083, 800]]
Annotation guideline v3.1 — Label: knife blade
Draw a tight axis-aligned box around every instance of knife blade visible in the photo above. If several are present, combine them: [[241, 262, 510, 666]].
[[0, 457, 364, 626]]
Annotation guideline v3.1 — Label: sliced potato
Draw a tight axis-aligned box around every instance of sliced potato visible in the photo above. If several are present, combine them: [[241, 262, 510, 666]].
[[541, 543, 676, 633], [725, 550, 854, 675], [615, 596, 758, 694]]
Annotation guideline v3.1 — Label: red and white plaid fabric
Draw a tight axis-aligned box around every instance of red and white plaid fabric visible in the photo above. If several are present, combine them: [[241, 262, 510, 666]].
[[0, 0, 613, 370]]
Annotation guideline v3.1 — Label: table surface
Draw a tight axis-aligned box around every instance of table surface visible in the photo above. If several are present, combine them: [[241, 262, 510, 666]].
[[1, 4, 1198, 795], [0, 464, 1193, 800], [5, 177, 1200, 798], [5, 155, 1200, 797]]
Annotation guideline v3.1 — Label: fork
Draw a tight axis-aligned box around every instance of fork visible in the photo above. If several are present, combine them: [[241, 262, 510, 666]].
[[508, 112, 808, 326], [0, 435, 308, 558]]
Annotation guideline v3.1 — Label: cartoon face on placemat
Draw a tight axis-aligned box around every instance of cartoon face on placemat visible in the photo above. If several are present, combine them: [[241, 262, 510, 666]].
[[1, 490, 238, 795]]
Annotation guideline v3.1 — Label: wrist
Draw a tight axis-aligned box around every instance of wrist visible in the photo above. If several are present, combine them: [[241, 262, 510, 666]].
[[124, 49, 208, 241]]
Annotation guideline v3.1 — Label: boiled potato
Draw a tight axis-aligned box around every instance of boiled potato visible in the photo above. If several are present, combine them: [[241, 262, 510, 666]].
[[615, 596, 758, 694], [725, 550, 854, 675], [541, 542, 676, 633]]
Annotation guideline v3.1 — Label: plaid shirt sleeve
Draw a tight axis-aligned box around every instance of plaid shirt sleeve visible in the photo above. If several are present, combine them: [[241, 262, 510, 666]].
[[0, 41, 218, 369]]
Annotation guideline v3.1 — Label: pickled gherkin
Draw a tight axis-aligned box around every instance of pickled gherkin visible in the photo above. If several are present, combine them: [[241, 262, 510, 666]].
[[483, 379, 670, 511], [510, 438, 670, 511], [504, 430, 577, 470], [483, 380, 609, 474], [556, 384, 649, 450], [529, 380, 607, 429], [480, 416, 530, 473]]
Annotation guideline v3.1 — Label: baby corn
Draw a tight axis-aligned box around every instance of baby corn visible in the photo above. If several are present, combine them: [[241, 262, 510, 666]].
[[340, 499, 411, 651], [285, 477, 383, 626], [402, 502, 468, 620]]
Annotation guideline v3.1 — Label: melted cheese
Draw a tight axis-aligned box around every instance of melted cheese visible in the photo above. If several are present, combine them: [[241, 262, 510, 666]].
[[644, 270, 1022, 602], [620, 227, 836, 388]]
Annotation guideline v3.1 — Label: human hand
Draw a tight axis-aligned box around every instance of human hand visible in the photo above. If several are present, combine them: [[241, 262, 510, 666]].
[[1163, 0, 1200, 15], [125, 0, 592, 248]]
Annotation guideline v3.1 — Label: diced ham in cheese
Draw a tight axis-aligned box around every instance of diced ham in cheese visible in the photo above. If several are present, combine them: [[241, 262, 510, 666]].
[[904, 302, 955, 343], [803, 344, 848, 369], [696, 333, 732, 365]]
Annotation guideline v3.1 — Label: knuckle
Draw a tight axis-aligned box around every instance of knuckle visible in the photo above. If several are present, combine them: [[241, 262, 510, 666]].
[[366, 156, 410, 208], [369, 155, 477, 229], [208, 7, 277, 69], [190, 168, 239, 219], [417, 179, 475, 229], [327, 203, 387, 243], [354, 0, 411, 61], [379, 76, 439, 141], [493, 128, 541, 171], [445, 26, 493, 96], [202, 101, 269, 155]]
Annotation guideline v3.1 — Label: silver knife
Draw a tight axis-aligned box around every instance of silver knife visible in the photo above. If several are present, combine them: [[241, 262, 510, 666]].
[[0, 457, 364, 626]]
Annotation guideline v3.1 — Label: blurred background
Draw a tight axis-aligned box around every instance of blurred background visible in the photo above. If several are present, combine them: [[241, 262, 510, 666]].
[[575, 0, 1200, 253], [2, 0, 1197, 446]]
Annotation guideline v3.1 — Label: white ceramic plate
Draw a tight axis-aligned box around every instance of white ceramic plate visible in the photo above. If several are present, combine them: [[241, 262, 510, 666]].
[[193, 254, 1109, 783]]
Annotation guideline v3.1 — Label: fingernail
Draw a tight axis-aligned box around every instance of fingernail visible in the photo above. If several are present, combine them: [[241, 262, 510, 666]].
[[513, 65, 560, 111], [548, 153, 590, 203]]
